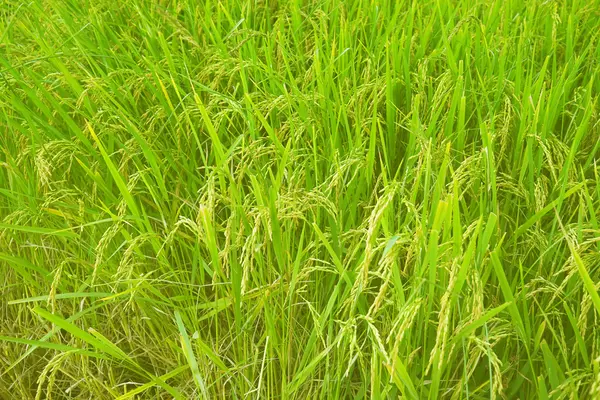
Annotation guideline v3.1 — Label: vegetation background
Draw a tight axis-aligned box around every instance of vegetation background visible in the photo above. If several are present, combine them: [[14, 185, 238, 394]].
[[1, 0, 600, 398]]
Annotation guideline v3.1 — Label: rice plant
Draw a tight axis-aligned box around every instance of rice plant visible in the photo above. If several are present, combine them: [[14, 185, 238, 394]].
[[1, 0, 600, 398]]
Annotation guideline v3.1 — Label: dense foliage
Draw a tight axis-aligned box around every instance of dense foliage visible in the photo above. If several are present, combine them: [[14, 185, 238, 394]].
[[2, 0, 600, 398]]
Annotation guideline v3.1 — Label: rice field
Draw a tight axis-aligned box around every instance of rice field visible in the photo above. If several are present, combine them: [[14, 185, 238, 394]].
[[1, 0, 600, 398]]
